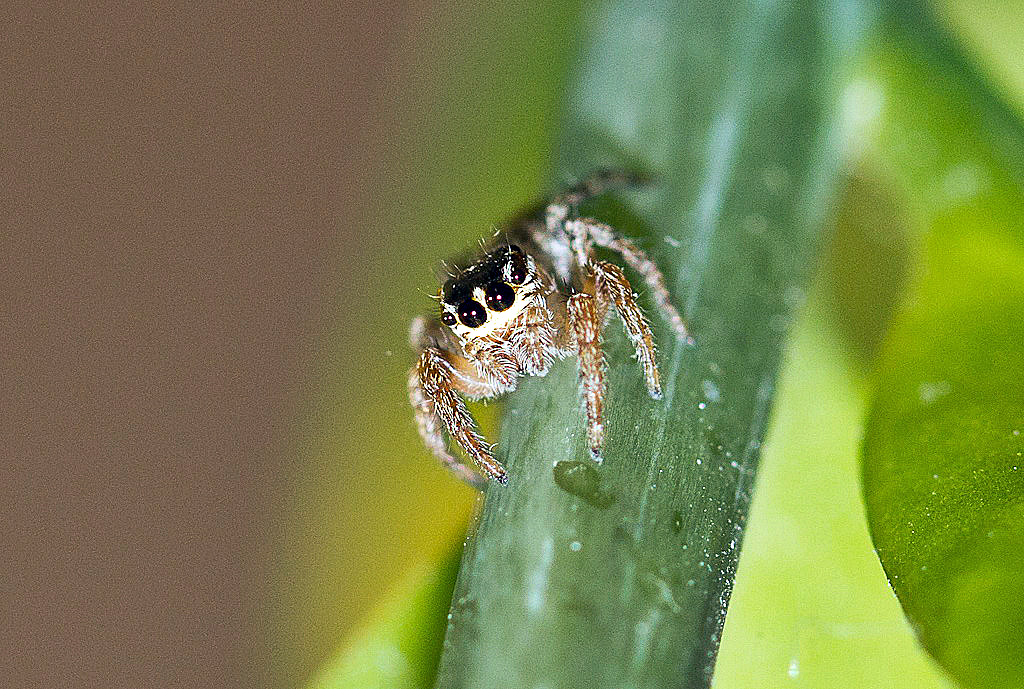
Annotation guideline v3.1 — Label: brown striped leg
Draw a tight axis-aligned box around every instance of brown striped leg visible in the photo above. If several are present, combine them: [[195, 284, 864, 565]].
[[592, 260, 663, 400], [567, 218, 693, 345], [410, 348, 508, 485], [408, 363, 487, 487], [566, 292, 606, 460]]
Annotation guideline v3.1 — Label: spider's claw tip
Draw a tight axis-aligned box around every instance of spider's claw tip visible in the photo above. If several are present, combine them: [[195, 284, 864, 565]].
[[649, 387, 663, 401]]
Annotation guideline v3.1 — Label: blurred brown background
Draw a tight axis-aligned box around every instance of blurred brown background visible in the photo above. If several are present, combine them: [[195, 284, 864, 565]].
[[6, 2, 430, 688], [4, 0, 583, 686]]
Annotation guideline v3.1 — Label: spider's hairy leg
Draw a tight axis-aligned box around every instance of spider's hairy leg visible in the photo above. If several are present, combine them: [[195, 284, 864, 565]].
[[408, 363, 487, 487], [550, 168, 649, 215], [566, 292, 607, 460], [411, 348, 508, 485], [592, 260, 663, 400], [567, 217, 693, 344], [545, 168, 649, 235]]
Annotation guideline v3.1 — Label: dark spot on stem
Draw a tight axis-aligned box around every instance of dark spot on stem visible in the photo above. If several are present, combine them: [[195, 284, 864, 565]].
[[552, 461, 617, 509]]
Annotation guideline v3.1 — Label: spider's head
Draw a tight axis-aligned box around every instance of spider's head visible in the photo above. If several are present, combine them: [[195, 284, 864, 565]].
[[439, 244, 539, 340]]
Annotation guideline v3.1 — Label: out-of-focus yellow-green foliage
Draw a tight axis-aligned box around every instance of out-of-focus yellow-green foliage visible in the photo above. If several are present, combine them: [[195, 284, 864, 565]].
[[271, 3, 581, 686], [859, 3, 1024, 686], [714, 194, 952, 689], [307, 553, 460, 689]]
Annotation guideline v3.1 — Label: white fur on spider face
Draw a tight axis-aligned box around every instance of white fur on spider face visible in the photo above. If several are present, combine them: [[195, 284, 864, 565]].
[[459, 291, 563, 383]]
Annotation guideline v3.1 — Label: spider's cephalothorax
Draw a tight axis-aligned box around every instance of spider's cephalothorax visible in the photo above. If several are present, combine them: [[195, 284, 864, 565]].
[[408, 169, 692, 486]]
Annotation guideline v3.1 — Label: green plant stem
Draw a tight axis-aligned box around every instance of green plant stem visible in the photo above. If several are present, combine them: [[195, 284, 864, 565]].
[[432, 1, 865, 687]]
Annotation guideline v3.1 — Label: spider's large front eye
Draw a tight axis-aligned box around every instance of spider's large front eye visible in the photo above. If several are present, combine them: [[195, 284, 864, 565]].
[[457, 299, 487, 328], [484, 282, 515, 312]]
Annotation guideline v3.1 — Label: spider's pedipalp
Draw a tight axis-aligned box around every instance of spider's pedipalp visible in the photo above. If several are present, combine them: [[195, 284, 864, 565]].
[[461, 339, 519, 394]]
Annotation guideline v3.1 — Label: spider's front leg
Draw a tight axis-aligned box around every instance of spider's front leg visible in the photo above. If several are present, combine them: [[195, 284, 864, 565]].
[[409, 348, 508, 485], [408, 359, 489, 488], [409, 318, 509, 485]]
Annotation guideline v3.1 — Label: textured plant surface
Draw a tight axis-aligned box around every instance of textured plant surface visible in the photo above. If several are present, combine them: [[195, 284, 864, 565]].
[[431, 0, 860, 687]]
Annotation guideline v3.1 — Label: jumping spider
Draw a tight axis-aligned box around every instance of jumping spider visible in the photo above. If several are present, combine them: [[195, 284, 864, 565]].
[[408, 169, 691, 487]]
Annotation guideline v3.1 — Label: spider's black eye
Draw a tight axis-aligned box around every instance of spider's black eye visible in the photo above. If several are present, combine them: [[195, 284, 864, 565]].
[[484, 282, 516, 312], [441, 311, 456, 327], [457, 299, 487, 328], [507, 250, 528, 285]]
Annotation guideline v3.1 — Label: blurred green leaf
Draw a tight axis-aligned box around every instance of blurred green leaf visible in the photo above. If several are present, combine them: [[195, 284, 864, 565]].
[[816, 173, 915, 363], [715, 177, 951, 689], [936, 0, 1024, 121], [861, 3, 1024, 687], [432, 0, 865, 687], [863, 241, 1024, 689]]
